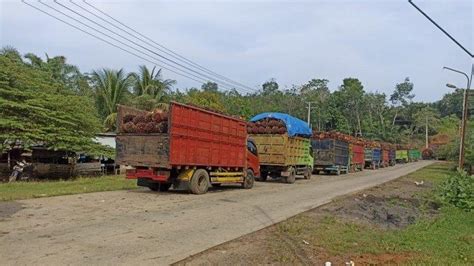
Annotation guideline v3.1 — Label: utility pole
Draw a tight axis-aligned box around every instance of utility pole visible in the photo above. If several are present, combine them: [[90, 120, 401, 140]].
[[425, 115, 429, 149], [306, 102, 316, 128], [444, 66, 472, 170], [408, 0, 473, 170]]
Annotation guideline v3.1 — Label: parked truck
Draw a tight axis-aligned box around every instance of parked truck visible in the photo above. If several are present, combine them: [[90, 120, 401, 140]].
[[312, 136, 349, 175], [389, 148, 396, 166], [396, 149, 409, 163], [408, 149, 421, 162], [248, 113, 313, 183], [349, 143, 365, 172], [116, 102, 260, 194], [365, 148, 381, 169]]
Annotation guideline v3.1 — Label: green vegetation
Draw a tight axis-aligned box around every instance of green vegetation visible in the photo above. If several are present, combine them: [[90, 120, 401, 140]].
[[0, 175, 136, 201], [439, 170, 474, 211], [1, 46, 472, 166], [273, 164, 473, 264]]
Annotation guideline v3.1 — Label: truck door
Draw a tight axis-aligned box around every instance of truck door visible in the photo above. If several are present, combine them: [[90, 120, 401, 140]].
[[246, 139, 260, 177]]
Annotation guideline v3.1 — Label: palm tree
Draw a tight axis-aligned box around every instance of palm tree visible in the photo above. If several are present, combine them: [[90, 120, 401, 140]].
[[132, 65, 176, 99], [91, 68, 133, 131]]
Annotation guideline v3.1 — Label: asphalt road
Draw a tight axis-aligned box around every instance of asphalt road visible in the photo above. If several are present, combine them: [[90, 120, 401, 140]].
[[0, 161, 432, 265]]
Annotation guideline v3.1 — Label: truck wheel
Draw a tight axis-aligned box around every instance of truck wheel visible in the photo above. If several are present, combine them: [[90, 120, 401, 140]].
[[285, 167, 296, 184], [304, 167, 312, 180], [242, 170, 255, 189], [159, 183, 171, 192], [259, 171, 268, 182], [148, 183, 160, 191], [189, 169, 209, 194]]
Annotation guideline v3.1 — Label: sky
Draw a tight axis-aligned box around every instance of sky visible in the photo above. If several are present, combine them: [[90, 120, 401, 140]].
[[1, 0, 472, 102]]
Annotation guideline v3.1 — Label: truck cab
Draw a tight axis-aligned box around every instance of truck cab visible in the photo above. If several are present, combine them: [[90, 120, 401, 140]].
[[247, 138, 260, 178]]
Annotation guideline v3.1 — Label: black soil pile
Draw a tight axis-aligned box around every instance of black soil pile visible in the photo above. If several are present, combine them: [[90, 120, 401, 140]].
[[316, 179, 441, 229]]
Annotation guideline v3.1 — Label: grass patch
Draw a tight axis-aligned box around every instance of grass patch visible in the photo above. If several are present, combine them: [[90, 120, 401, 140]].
[[0, 175, 137, 201], [272, 163, 474, 264]]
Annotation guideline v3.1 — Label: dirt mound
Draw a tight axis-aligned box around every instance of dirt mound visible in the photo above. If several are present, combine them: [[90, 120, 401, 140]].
[[325, 194, 440, 229]]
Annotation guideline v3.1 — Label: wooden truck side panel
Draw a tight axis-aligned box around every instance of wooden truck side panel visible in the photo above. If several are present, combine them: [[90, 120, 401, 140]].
[[116, 134, 170, 168], [169, 102, 247, 168], [250, 134, 312, 166]]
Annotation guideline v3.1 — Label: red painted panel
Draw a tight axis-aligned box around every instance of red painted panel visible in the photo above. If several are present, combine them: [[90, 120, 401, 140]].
[[382, 149, 390, 162], [351, 144, 365, 164], [169, 102, 247, 168]]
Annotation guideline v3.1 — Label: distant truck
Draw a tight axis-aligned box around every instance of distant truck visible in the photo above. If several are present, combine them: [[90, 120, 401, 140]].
[[312, 137, 349, 175], [349, 143, 365, 172], [116, 102, 260, 194], [365, 148, 381, 169], [408, 149, 421, 162], [396, 150, 409, 163], [248, 113, 313, 183]]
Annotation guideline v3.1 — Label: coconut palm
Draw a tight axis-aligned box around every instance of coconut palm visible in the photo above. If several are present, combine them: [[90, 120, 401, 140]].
[[132, 65, 176, 99], [91, 68, 134, 131]]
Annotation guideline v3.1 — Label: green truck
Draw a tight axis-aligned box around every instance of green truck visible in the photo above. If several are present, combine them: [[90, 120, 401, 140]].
[[396, 150, 409, 163], [408, 149, 421, 162], [251, 134, 313, 183]]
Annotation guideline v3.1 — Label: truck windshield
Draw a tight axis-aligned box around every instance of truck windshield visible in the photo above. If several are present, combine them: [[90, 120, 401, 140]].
[[247, 140, 258, 156]]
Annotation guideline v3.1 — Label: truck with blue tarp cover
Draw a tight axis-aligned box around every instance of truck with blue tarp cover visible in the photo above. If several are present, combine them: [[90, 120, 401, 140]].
[[311, 137, 349, 175], [365, 148, 381, 169], [248, 113, 313, 183]]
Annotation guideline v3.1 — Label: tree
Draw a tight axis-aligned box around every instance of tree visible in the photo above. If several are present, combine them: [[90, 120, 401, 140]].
[[261, 78, 279, 95], [182, 88, 227, 113], [132, 65, 175, 99], [91, 68, 134, 131], [0, 48, 106, 154], [390, 77, 415, 126], [364, 92, 388, 138], [436, 89, 464, 118], [413, 107, 440, 146], [300, 79, 331, 130], [337, 78, 365, 136], [201, 81, 218, 92]]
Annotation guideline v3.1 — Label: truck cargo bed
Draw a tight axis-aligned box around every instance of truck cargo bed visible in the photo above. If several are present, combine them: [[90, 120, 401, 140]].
[[116, 134, 170, 168], [250, 134, 312, 167], [116, 102, 247, 169]]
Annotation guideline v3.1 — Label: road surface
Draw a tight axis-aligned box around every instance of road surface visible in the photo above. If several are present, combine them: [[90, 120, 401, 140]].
[[0, 161, 432, 265]]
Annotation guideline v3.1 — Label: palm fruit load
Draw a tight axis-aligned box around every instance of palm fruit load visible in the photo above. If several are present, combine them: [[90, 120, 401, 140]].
[[246, 118, 287, 134], [312, 131, 365, 146], [396, 144, 411, 150], [121, 109, 169, 134], [381, 142, 395, 150], [364, 140, 381, 148]]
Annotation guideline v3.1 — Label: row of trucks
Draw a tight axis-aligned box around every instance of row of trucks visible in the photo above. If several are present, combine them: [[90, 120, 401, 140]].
[[116, 102, 422, 194]]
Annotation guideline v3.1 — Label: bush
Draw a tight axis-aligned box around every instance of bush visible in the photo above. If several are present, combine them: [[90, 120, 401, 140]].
[[439, 170, 474, 211]]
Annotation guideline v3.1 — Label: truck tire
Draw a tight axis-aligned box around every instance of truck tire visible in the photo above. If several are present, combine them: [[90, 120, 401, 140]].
[[148, 183, 160, 191], [242, 169, 255, 189], [189, 169, 209, 194], [285, 167, 296, 184], [304, 167, 312, 180], [159, 183, 171, 192], [259, 171, 268, 182]]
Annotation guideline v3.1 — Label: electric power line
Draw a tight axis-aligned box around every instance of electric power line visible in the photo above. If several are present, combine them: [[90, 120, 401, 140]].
[[78, 0, 256, 92], [22, 0, 212, 86], [45, 0, 247, 92]]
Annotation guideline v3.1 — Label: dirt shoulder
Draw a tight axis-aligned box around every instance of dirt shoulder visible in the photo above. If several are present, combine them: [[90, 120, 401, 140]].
[[176, 162, 473, 265]]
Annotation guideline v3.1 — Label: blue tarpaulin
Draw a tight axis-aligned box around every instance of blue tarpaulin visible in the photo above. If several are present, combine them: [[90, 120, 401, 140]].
[[250, 112, 312, 138]]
